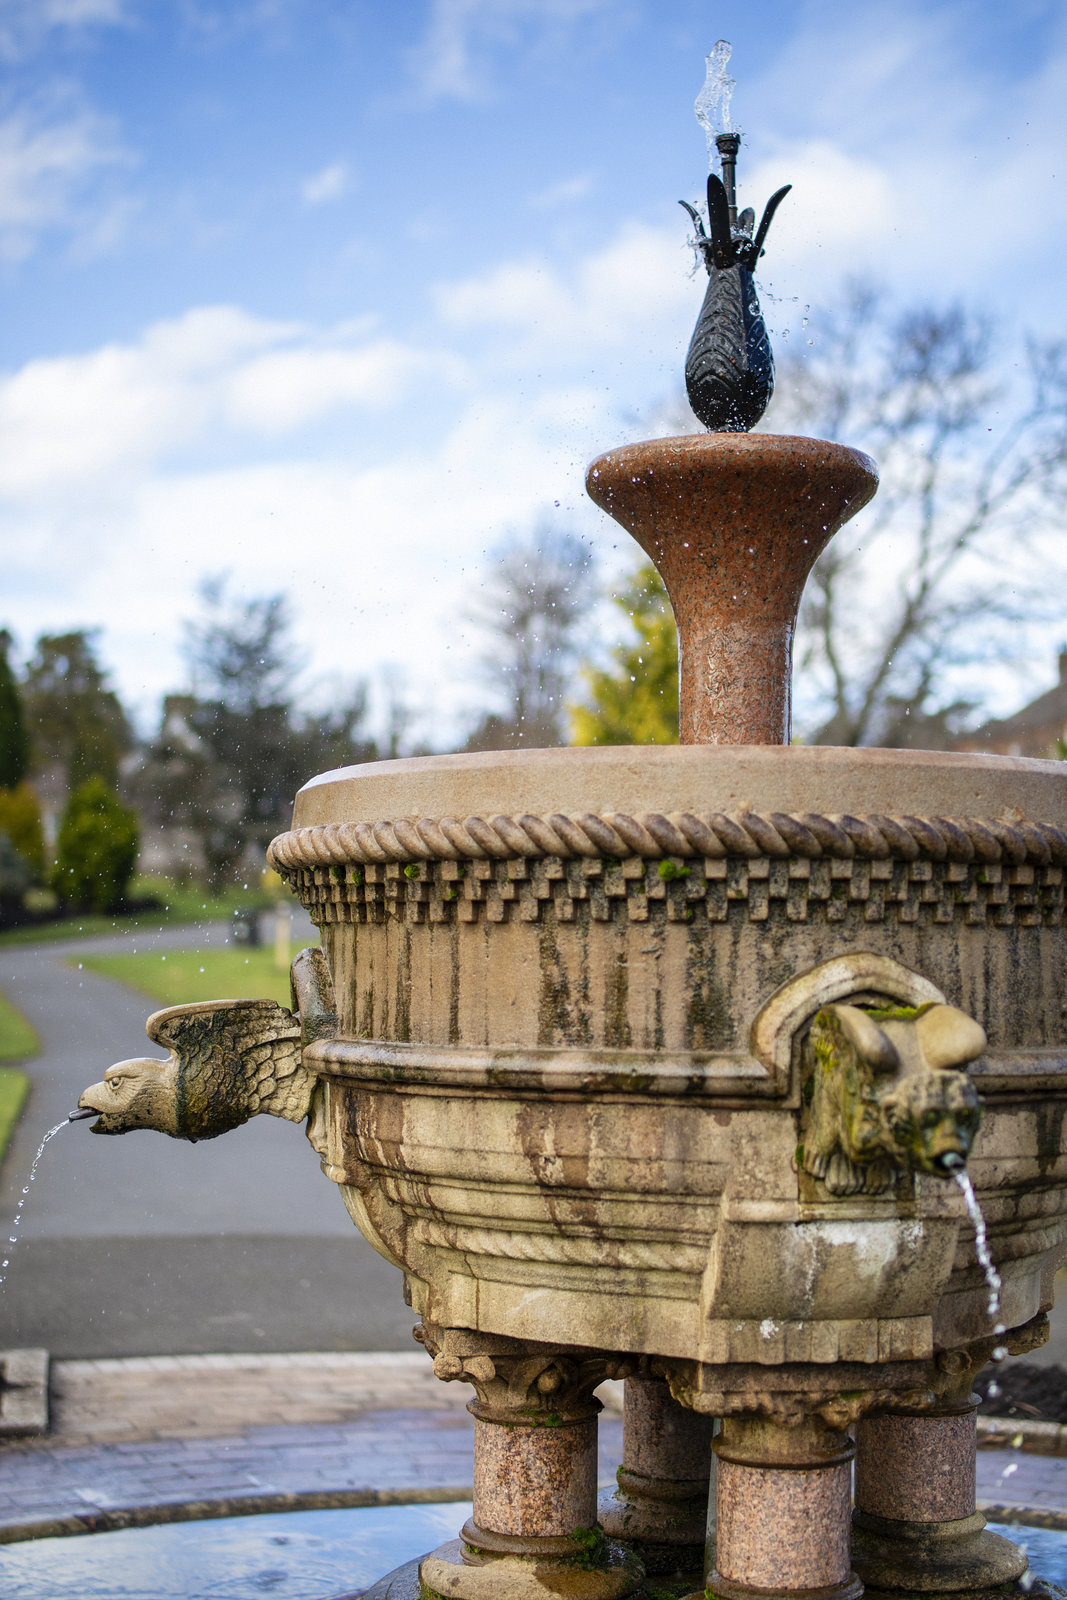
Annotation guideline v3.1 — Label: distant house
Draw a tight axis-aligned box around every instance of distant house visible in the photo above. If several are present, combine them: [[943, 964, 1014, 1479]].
[[955, 653, 1067, 759]]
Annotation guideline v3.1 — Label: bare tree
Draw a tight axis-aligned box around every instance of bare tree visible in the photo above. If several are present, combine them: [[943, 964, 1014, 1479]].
[[464, 524, 597, 750], [765, 285, 1067, 746]]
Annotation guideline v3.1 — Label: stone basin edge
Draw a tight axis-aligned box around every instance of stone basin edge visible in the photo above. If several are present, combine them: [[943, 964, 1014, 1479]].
[[303, 1037, 1067, 1103], [286, 746, 1067, 836]]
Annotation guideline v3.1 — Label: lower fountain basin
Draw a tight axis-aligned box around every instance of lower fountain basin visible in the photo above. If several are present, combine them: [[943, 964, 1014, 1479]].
[[271, 745, 1067, 1383]]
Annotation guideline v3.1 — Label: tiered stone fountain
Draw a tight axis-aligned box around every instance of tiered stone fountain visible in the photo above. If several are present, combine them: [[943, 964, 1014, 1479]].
[[80, 72, 1067, 1600]]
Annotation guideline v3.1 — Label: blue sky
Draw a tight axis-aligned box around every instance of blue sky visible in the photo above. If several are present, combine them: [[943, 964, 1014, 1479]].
[[2, 0, 1065, 741]]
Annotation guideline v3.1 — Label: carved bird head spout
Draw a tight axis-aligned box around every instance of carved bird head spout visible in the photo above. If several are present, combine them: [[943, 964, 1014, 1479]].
[[77, 994, 311, 1141]]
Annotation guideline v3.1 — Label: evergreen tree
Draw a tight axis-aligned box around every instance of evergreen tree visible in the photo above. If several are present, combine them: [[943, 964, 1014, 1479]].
[[53, 777, 139, 913], [23, 631, 131, 790], [0, 631, 29, 789], [571, 564, 679, 746]]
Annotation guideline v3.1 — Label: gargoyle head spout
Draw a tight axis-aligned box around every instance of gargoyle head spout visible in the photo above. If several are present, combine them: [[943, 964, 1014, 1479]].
[[803, 999, 986, 1197], [881, 1069, 982, 1179], [79, 1055, 180, 1137]]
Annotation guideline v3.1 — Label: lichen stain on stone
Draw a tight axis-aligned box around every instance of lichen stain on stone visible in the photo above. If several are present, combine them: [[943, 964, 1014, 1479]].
[[394, 926, 412, 1043], [358, 985, 375, 1041], [1034, 1099, 1067, 1179], [538, 912, 578, 1046], [574, 908, 593, 1047], [447, 915, 460, 1046], [603, 942, 631, 1049], [683, 924, 730, 1050]]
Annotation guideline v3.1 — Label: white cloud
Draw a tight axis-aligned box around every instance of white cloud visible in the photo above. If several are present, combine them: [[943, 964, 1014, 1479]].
[[433, 220, 693, 361], [0, 305, 454, 498], [739, 0, 1067, 325], [0, 0, 129, 60], [222, 339, 459, 433], [301, 161, 350, 206], [408, 0, 620, 103], [529, 173, 594, 210], [0, 96, 127, 259]]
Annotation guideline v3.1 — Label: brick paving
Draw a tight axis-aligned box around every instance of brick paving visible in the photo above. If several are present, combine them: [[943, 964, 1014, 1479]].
[[0, 1353, 624, 1542], [0, 1352, 1062, 1545]]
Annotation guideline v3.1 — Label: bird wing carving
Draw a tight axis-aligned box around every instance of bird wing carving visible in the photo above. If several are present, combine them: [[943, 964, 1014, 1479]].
[[144, 997, 306, 1139]]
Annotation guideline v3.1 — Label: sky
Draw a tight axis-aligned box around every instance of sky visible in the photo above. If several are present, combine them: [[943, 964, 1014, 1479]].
[[1, 0, 1066, 745]]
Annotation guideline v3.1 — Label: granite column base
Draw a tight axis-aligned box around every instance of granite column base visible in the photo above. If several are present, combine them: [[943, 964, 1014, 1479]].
[[598, 1377, 714, 1581], [852, 1404, 1028, 1594], [420, 1402, 641, 1600]]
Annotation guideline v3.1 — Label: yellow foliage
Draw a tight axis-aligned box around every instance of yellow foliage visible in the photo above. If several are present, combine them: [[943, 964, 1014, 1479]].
[[0, 782, 44, 877], [570, 564, 679, 746]]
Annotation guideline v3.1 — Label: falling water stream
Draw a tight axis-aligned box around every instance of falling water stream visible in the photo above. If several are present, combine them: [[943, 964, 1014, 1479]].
[[954, 1169, 1009, 1367], [0, 1119, 74, 1289]]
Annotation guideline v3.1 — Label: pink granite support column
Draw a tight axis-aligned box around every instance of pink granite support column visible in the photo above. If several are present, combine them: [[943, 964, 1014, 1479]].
[[418, 1331, 642, 1600], [598, 1377, 714, 1576], [852, 1400, 1028, 1593], [709, 1414, 861, 1600], [469, 1401, 599, 1543]]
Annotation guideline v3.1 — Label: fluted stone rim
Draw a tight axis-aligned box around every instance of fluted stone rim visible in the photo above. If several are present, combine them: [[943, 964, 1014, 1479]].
[[268, 811, 1067, 874]]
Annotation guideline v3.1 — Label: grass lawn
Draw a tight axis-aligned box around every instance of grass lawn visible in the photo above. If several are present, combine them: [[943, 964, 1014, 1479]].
[[0, 1069, 29, 1163], [0, 876, 274, 949], [0, 994, 35, 1162], [75, 945, 311, 1010], [0, 991, 38, 1062]]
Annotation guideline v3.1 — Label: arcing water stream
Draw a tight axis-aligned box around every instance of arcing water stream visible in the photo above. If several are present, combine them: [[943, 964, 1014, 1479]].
[[0, 1119, 75, 1289]]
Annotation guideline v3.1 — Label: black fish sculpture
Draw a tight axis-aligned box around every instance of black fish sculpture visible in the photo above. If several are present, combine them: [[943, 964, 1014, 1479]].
[[680, 132, 791, 432]]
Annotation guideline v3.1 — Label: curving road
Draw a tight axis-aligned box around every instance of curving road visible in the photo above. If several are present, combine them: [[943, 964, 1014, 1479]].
[[0, 918, 415, 1358]]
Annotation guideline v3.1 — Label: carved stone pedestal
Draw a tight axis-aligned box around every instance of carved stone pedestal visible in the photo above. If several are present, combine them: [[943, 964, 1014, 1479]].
[[597, 1377, 714, 1582], [709, 1415, 861, 1600], [852, 1401, 1027, 1596], [417, 1328, 642, 1600]]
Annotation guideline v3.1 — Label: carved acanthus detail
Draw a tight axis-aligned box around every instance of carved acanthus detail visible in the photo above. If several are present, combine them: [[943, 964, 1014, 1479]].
[[416, 1323, 637, 1421]]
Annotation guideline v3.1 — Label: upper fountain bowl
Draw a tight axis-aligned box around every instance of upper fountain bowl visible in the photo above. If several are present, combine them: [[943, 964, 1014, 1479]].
[[586, 434, 878, 745]]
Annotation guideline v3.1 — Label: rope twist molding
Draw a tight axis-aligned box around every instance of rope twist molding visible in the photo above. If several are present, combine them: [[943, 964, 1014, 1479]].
[[269, 811, 1067, 874], [409, 1216, 708, 1274]]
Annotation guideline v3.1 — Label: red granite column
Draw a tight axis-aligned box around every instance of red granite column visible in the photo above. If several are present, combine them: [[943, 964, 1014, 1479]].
[[598, 1377, 714, 1579], [418, 1329, 643, 1600], [585, 435, 878, 746], [852, 1398, 1028, 1592], [710, 1414, 861, 1600]]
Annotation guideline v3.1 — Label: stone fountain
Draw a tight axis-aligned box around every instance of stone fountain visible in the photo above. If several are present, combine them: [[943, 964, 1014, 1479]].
[[79, 48, 1067, 1600]]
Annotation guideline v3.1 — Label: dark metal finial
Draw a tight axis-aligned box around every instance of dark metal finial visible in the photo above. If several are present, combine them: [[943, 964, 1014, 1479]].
[[678, 142, 791, 433]]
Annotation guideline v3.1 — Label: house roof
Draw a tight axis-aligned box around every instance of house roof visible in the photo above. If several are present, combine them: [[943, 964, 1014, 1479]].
[[967, 653, 1067, 743]]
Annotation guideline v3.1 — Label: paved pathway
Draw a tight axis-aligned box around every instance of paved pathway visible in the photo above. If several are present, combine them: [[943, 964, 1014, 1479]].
[[0, 921, 413, 1356], [0, 1354, 1062, 1546]]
